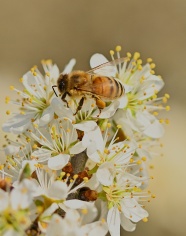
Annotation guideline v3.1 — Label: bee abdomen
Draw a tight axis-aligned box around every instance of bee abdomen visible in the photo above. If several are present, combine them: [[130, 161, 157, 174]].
[[92, 76, 124, 99]]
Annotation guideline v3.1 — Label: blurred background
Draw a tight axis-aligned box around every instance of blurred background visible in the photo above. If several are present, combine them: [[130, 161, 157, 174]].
[[0, 0, 186, 235]]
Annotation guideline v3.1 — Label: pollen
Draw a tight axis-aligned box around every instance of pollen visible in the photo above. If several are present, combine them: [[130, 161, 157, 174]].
[[151, 194, 156, 198], [110, 50, 114, 56], [133, 52, 140, 60], [117, 124, 122, 129], [165, 93, 170, 99], [115, 45, 121, 52], [127, 52, 132, 58], [20, 111, 25, 115], [147, 58, 153, 63], [6, 110, 11, 115], [141, 156, 147, 161], [81, 208, 88, 214], [142, 217, 148, 222], [153, 112, 158, 116], [107, 123, 111, 128], [10, 85, 14, 90], [32, 144, 38, 149], [130, 158, 134, 163], [137, 160, 142, 165], [104, 149, 110, 154], [83, 177, 89, 182], [33, 72, 37, 76], [5, 96, 10, 104], [165, 119, 170, 124], [46, 72, 50, 77], [150, 63, 156, 69], [150, 70, 155, 75], [165, 106, 170, 111], [73, 174, 78, 180], [19, 77, 24, 82]]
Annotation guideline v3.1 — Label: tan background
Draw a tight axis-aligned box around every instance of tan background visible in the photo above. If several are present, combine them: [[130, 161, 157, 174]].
[[0, 0, 186, 235]]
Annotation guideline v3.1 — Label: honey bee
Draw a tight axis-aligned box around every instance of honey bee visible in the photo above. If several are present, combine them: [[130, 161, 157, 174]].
[[52, 58, 126, 115]]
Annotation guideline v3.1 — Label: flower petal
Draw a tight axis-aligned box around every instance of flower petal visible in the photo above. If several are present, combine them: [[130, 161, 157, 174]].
[[107, 207, 121, 236], [48, 154, 70, 170]]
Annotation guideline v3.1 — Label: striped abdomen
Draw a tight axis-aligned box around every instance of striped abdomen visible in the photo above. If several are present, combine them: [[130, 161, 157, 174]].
[[92, 75, 124, 99]]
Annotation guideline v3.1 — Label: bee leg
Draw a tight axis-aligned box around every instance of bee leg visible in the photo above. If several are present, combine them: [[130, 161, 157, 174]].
[[74, 96, 85, 115], [94, 96, 106, 117], [61, 92, 71, 108]]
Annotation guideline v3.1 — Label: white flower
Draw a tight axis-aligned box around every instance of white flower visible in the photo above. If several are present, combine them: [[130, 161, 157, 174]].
[[0, 179, 37, 235], [31, 118, 78, 170], [90, 47, 170, 138], [101, 174, 149, 236], [2, 59, 76, 134]]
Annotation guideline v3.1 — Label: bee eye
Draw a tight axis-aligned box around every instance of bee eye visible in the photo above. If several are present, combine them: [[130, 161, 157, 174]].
[[59, 80, 65, 91]]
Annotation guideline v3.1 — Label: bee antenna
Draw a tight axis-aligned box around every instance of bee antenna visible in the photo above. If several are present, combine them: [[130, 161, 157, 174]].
[[52, 85, 58, 97]]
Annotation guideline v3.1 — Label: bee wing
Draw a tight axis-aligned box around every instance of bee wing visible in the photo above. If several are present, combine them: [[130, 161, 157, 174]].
[[88, 54, 128, 76]]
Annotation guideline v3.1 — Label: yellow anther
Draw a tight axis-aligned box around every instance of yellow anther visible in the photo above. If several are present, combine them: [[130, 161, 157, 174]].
[[151, 194, 156, 198], [104, 149, 110, 154], [150, 63, 156, 69], [150, 176, 154, 180], [33, 72, 37, 76], [107, 123, 111, 128], [165, 106, 170, 111], [20, 111, 25, 115], [130, 158, 134, 163], [73, 174, 78, 179], [33, 123, 38, 128], [81, 209, 88, 214], [54, 113, 59, 119], [153, 112, 158, 116], [83, 177, 89, 182], [5, 96, 10, 104], [127, 52, 132, 58], [147, 58, 153, 63], [141, 156, 147, 161], [137, 59, 142, 65], [10, 85, 14, 90], [142, 217, 148, 222], [19, 77, 24, 82], [133, 52, 140, 60], [138, 100, 143, 105], [117, 124, 122, 129], [115, 45, 122, 52], [46, 59, 52, 65], [6, 110, 11, 115], [138, 65, 142, 70], [165, 119, 170, 124], [46, 72, 50, 77], [149, 164, 154, 169], [159, 119, 164, 124], [162, 97, 168, 103], [110, 50, 114, 56], [150, 70, 155, 75], [66, 128, 71, 133], [137, 160, 142, 165], [32, 144, 38, 149], [152, 94, 157, 99], [165, 93, 170, 99]]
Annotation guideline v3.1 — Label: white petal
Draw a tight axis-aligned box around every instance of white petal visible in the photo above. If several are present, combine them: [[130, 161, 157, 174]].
[[118, 95, 128, 109], [107, 207, 121, 236], [96, 163, 115, 186], [92, 100, 119, 118], [143, 119, 164, 138], [0, 189, 9, 211], [90, 53, 108, 68], [70, 142, 86, 154], [81, 221, 108, 236], [64, 199, 88, 209], [62, 58, 76, 74], [39, 106, 54, 126], [74, 121, 97, 132], [48, 181, 68, 200], [120, 214, 136, 232], [48, 154, 70, 170], [32, 148, 52, 162], [90, 54, 117, 76], [2, 114, 32, 134]]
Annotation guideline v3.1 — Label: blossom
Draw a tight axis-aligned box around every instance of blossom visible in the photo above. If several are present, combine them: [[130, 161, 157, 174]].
[[101, 174, 149, 236], [2, 59, 76, 134], [90, 47, 170, 138], [31, 118, 78, 170]]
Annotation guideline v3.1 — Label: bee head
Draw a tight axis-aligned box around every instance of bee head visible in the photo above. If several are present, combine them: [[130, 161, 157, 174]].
[[57, 74, 68, 93]]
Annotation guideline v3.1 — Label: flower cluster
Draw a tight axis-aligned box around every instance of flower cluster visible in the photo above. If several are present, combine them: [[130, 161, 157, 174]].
[[0, 46, 169, 236]]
